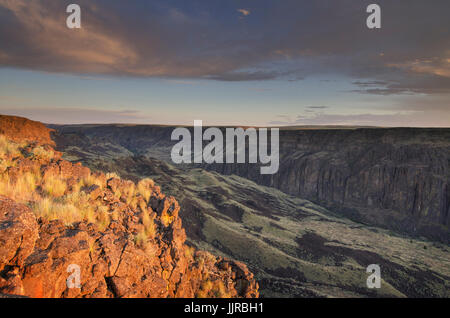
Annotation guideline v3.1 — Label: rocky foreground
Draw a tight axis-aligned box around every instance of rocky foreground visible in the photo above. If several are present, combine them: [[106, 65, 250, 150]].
[[0, 116, 258, 298]]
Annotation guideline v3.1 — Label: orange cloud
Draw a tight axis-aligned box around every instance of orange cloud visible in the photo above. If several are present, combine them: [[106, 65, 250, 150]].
[[0, 0, 266, 79], [0, 0, 137, 73], [388, 57, 450, 78], [237, 9, 251, 16]]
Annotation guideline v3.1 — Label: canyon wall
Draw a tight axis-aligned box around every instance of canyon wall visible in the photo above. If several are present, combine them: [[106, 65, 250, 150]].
[[207, 128, 450, 242]]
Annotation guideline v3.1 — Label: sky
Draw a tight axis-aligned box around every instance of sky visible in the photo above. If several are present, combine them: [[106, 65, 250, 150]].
[[0, 0, 449, 127]]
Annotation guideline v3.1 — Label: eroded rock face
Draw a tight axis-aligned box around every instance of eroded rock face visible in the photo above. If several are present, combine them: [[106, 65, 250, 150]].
[[0, 185, 258, 298]]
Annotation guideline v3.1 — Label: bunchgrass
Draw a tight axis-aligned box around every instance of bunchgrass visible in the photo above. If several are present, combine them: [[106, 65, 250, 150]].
[[0, 135, 157, 237]]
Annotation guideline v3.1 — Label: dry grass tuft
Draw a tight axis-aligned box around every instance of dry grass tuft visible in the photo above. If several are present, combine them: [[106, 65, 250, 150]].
[[0, 135, 22, 157], [196, 279, 231, 298], [95, 205, 110, 231], [31, 146, 54, 161], [137, 178, 154, 203], [32, 199, 80, 225], [43, 175, 67, 197], [0, 172, 40, 202], [134, 230, 148, 249], [81, 174, 105, 188], [142, 209, 156, 238]]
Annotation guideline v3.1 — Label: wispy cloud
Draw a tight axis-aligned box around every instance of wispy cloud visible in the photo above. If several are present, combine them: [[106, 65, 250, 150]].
[[306, 106, 328, 110], [268, 109, 450, 127], [206, 70, 284, 82], [237, 9, 251, 16], [0, 107, 153, 124]]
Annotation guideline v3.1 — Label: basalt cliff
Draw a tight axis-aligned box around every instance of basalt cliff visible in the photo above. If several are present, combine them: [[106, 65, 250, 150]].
[[207, 128, 450, 243], [0, 116, 258, 298]]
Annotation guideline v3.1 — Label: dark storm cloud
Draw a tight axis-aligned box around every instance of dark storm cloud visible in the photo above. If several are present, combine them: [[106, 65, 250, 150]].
[[0, 0, 449, 94]]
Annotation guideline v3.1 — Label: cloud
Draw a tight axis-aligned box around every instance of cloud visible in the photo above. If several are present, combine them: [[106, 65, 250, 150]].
[[269, 108, 450, 127], [206, 70, 283, 82], [237, 9, 251, 16], [268, 113, 397, 127], [306, 106, 328, 110], [350, 73, 450, 95], [0, 0, 138, 75], [0, 107, 153, 124], [0, 0, 243, 78], [388, 58, 450, 78], [0, 0, 449, 97], [352, 81, 388, 88]]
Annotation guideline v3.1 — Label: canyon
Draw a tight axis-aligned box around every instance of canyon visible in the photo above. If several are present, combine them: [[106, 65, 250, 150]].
[[46, 122, 450, 297], [52, 124, 450, 243]]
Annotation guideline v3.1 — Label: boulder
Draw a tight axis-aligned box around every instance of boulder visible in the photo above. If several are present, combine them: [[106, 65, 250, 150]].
[[0, 196, 39, 271]]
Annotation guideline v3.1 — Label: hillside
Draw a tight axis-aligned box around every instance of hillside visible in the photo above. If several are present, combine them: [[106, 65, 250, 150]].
[[0, 116, 258, 298]]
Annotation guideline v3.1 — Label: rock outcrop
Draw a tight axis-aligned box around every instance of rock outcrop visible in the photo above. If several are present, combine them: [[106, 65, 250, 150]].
[[0, 195, 257, 298], [0, 115, 55, 146]]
